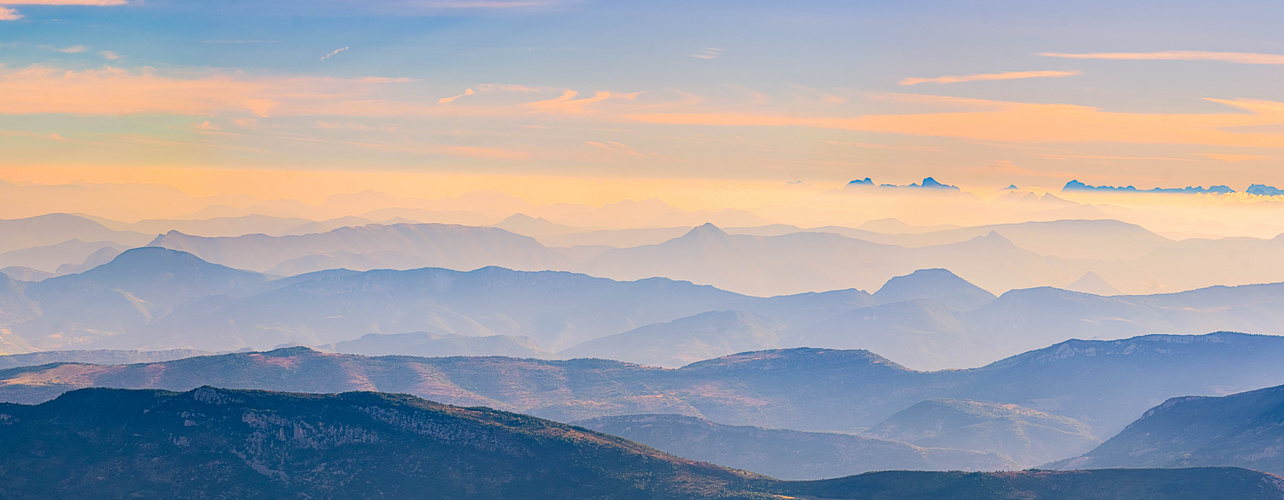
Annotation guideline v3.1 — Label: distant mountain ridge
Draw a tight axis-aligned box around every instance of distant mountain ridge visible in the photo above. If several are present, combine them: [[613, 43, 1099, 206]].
[[12, 248, 1284, 370], [576, 413, 1016, 479], [6, 331, 1284, 445], [1063, 180, 1236, 194], [316, 332, 553, 359], [864, 399, 1098, 466], [560, 311, 784, 367], [0, 213, 152, 255], [13, 212, 1284, 298]]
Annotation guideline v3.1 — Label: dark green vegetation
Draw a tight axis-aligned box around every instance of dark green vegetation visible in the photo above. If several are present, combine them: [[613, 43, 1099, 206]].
[[4, 331, 1284, 446], [1052, 384, 1284, 475], [785, 468, 1284, 500], [865, 399, 1099, 466], [1, 387, 1280, 500], [575, 413, 1016, 479], [0, 387, 766, 499]]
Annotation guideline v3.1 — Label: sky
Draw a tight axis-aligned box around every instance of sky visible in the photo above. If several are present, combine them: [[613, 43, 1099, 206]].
[[3, 0, 1284, 206]]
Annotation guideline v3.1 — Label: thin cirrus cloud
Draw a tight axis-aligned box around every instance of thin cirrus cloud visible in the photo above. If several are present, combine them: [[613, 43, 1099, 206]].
[[0, 64, 416, 117], [690, 48, 725, 60], [60, 45, 89, 53], [0, 0, 128, 4], [439, 84, 546, 105], [321, 47, 349, 61], [622, 96, 1284, 148], [0, 0, 129, 21], [1040, 51, 1284, 65], [899, 70, 1081, 86], [1038, 154, 1192, 161], [524, 89, 644, 114], [1200, 153, 1269, 162], [437, 88, 475, 104], [415, 0, 551, 7]]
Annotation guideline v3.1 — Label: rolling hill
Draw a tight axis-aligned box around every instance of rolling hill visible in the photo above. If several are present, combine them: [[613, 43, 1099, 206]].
[[575, 413, 1016, 479], [5, 331, 1284, 445], [0, 386, 1279, 499], [864, 399, 1098, 466], [1051, 384, 1284, 475]]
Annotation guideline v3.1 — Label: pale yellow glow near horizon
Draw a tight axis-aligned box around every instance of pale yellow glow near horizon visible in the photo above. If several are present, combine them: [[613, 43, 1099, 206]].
[[7, 165, 1284, 242], [0, 165, 828, 213]]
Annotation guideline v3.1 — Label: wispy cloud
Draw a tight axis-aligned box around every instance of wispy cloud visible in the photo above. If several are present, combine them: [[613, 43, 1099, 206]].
[[622, 96, 1284, 148], [822, 140, 942, 152], [0, 0, 128, 19], [525, 89, 644, 114], [1039, 154, 1192, 161], [476, 83, 543, 93], [203, 40, 278, 44], [0, 129, 101, 145], [785, 84, 845, 105], [59, 45, 89, 53], [99, 50, 121, 60], [689, 47, 725, 60], [414, 1, 551, 8], [1040, 51, 1284, 65], [0, 0, 128, 4], [437, 88, 475, 104], [585, 140, 682, 162], [0, 64, 412, 118], [320, 46, 349, 61], [900, 70, 1080, 86], [1200, 153, 1269, 162]]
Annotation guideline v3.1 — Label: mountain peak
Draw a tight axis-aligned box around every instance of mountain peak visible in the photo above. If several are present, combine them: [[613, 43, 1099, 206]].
[[874, 268, 996, 311], [99, 246, 225, 270], [917, 177, 955, 189], [684, 222, 728, 237], [1066, 271, 1121, 296]]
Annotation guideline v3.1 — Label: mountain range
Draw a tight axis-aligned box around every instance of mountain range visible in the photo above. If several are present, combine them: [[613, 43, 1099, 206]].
[[7, 331, 1284, 466], [3, 386, 1278, 499], [11, 247, 1284, 371], [150, 223, 568, 276], [16, 210, 1284, 298]]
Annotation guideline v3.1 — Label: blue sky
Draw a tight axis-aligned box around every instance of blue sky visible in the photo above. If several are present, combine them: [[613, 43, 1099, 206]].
[[3, 0, 1284, 195]]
